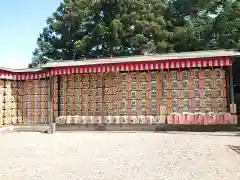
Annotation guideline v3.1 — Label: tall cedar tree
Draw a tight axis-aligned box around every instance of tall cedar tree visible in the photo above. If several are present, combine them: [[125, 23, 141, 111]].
[[29, 0, 239, 67], [29, 0, 171, 67]]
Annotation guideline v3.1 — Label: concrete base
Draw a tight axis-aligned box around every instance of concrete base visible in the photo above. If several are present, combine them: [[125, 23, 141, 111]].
[[49, 123, 56, 134], [56, 124, 156, 131], [154, 124, 240, 132], [14, 124, 50, 133], [0, 124, 239, 134], [56, 124, 240, 132], [0, 125, 14, 134]]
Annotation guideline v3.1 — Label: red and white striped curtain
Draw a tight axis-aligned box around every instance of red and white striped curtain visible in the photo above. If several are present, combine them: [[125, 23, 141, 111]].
[[0, 57, 232, 80]]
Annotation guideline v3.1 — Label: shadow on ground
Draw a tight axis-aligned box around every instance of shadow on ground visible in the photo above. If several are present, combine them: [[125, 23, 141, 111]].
[[154, 125, 240, 132], [156, 131, 240, 137], [227, 145, 240, 155]]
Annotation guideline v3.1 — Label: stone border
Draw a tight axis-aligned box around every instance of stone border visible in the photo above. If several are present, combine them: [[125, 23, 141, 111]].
[[13, 124, 50, 133], [56, 124, 240, 132], [0, 124, 239, 134], [0, 125, 14, 134]]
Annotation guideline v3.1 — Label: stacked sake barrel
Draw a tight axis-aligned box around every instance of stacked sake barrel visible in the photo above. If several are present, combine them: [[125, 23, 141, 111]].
[[159, 70, 195, 114], [137, 72, 148, 116], [107, 71, 166, 119], [201, 69, 227, 113], [191, 69, 203, 113], [81, 74, 90, 117], [5, 81, 18, 124], [155, 71, 163, 115], [104, 72, 133, 123], [57, 73, 103, 124], [103, 72, 115, 116], [148, 71, 158, 116], [167, 68, 230, 125], [89, 73, 102, 116], [176, 69, 227, 113], [166, 70, 203, 114], [32, 80, 39, 123], [32, 80, 42, 123], [169, 71, 180, 113], [17, 79, 50, 124], [127, 72, 138, 116], [73, 74, 81, 117], [178, 70, 192, 113], [159, 71, 172, 114], [117, 71, 158, 116], [4, 81, 11, 124], [17, 81, 24, 124], [53, 76, 59, 120], [58, 75, 69, 124], [21, 80, 34, 123], [0, 80, 5, 125], [88, 74, 96, 116], [59, 75, 67, 120], [39, 79, 50, 123], [66, 74, 74, 117], [94, 73, 103, 116], [117, 72, 128, 116], [12, 81, 19, 124], [167, 70, 199, 114], [164, 69, 227, 115]]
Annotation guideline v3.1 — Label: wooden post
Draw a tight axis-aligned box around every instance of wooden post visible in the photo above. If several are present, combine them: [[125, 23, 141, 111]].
[[57, 75, 60, 117], [16, 79, 19, 124], [21, 80, 24, 124], [228, 65, 238, 124], [44, 77, 47, 124], [101, 70, 105, 124], [49, 76, 55, 133]]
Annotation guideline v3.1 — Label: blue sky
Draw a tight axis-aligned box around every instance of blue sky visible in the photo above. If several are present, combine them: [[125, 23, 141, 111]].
[[0, 0, 62, 68]]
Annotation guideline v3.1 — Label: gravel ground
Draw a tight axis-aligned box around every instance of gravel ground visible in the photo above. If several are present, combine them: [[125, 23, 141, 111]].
[[0, 132, 240, 180]]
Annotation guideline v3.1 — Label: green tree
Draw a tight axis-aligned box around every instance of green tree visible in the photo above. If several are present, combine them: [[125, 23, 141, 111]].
[[211, 0, 240, 50], [165, 0, 233, 52], [210, 0, 240, 83], [29, 0, 240, 68], [29, 0, 171, 67]]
